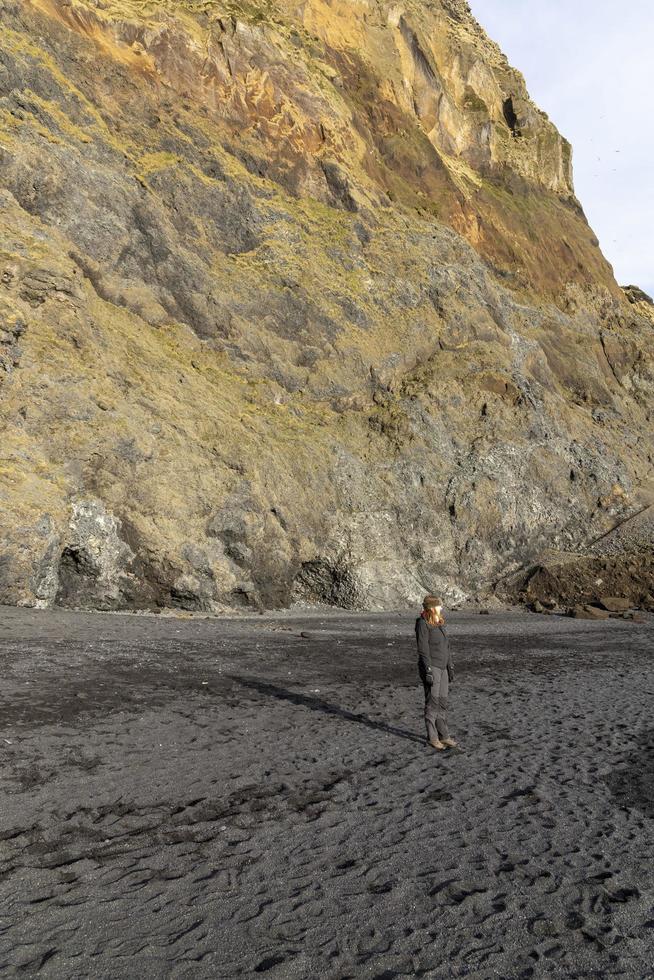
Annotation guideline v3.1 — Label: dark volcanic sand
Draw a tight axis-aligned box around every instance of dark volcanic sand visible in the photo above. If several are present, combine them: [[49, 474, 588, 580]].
[[0, 607, 653, 979]]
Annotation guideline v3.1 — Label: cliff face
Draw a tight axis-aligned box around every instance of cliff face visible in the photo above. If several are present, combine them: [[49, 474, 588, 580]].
[[0, 0, 652, 611]]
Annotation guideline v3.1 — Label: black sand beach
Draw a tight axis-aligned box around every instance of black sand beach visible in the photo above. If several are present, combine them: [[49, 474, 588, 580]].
[[0, 606, 653, 978]]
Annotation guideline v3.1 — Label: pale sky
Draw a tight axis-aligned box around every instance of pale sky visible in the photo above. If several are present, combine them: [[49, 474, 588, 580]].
[[469, 0, 654, 297]]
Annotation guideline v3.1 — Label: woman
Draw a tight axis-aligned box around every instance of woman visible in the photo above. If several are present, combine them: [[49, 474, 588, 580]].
[[415, 596, 456, 750]]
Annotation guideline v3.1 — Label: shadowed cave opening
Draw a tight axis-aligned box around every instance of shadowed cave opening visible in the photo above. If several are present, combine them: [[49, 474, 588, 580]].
[[292, 559, 361, 609], [503, 96, 521, 137], [55, 546, 98, 606]]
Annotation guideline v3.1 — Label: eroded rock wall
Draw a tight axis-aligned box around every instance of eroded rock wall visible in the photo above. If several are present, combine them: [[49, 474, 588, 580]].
[[0, 0, 652, 611]]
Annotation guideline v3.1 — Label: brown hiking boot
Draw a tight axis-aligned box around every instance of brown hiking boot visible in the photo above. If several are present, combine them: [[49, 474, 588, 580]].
[[442, 737, 457, 748], [428, 738, 446, 750]]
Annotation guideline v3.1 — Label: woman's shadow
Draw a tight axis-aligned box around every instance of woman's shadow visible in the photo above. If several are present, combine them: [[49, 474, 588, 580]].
[[604, 727, 654, 819], [227, 674, 425, 744]]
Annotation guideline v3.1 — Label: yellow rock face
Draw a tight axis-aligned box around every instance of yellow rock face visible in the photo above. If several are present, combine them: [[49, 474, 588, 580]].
[[0, 0, 651, 610]]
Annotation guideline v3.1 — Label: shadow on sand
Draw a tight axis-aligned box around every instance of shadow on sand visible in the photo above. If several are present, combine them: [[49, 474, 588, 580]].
[[228, 674, 425, 745], [604, 728, 654, 819]]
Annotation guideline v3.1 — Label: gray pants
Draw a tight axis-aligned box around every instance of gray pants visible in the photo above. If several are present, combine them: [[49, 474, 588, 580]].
[[423, 667, 449, 742]]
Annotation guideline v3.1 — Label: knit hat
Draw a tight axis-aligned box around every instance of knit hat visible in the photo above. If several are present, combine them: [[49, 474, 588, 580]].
[[423, 595, 443, 610]]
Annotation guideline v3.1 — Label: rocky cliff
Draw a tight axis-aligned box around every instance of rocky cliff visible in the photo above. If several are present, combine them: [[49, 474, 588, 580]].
[[0, 0, 652, 612]]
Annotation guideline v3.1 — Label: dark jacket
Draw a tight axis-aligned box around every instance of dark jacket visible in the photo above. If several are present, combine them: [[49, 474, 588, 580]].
[[415, 616, 454, 683]]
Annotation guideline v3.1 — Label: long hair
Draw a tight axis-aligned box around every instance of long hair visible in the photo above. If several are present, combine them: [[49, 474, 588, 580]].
[[422, 605, 445, 626]]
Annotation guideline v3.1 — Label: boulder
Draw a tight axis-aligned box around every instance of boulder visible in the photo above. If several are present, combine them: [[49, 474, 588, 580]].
[[571, 604, 610, 621], [598, 597, 632, 613]]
